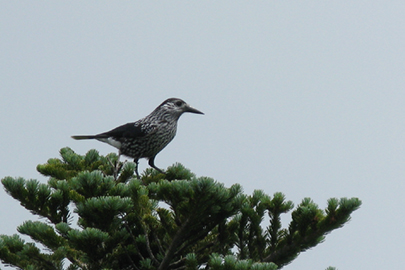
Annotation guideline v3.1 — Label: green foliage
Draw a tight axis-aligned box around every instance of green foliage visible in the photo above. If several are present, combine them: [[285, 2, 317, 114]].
[[0, 147, 361, 270], [208, 254, 277, 270]]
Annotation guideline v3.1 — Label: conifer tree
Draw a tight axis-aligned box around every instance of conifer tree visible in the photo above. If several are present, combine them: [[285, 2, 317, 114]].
[[0, 148, 361, 270]]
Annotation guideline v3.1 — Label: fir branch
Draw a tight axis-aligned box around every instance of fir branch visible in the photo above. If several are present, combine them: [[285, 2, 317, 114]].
[[152, 230, 165, 255], [169, 256, 187, 270], [262, 228, 323, 266], [142, 222, 160, 266], [122, 244, 140, 270], [123, 220, 145, 262], [158, 217, 191, 270]]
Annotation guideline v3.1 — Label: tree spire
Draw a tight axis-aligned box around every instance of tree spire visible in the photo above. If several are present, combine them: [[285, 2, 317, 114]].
[[1, 148, 361, 270]]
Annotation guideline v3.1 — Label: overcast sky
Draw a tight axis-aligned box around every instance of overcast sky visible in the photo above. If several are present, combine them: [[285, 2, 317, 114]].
[[1, 2, 405, 269]]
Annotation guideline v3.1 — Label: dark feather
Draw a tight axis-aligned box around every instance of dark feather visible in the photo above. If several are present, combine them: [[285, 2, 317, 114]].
[[71, 135, 96, 140], [94, 122, 146, 139]]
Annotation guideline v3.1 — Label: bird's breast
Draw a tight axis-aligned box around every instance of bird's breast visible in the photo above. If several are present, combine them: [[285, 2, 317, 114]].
[[120, 123, 177, 159]]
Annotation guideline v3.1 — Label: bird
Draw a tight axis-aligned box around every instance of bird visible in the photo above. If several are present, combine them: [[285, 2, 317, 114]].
[[71, 98, 204, 178]]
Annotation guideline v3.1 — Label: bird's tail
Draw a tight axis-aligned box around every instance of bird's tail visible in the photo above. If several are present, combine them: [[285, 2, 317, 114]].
[[71, 135, 96, 140]]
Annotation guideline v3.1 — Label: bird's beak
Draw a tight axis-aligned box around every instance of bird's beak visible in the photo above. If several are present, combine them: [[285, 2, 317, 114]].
[[185, 105, 204, 115]]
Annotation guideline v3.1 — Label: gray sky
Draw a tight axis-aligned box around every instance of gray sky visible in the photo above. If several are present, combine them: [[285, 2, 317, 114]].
[[1, 2, 404, 269]]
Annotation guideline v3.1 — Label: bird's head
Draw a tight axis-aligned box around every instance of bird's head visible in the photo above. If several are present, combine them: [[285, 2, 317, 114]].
[[158, 98, 204, 118]]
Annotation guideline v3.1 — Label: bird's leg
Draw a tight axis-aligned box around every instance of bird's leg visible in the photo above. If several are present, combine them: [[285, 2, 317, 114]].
[[134, 159, 140, 179], [148, 156, 165, 174]]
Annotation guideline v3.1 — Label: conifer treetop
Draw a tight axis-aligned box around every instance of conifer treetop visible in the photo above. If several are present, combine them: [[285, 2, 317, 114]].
[[0, 148, 361, 270]]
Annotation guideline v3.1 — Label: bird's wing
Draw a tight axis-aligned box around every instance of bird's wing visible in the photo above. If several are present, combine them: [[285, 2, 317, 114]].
[[94, 122, 148, 140]]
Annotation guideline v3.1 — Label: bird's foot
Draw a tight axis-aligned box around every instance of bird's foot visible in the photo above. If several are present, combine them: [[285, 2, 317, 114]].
[[148, 157, 165, 176], [153, 167, 165, 174]]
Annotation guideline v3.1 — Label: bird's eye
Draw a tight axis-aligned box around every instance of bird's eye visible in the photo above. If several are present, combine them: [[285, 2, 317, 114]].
[[175, 101, 183, 107]]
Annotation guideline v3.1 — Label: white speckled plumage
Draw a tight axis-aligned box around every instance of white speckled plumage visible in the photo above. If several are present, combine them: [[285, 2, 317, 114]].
[[72, 98, 203, 177]]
